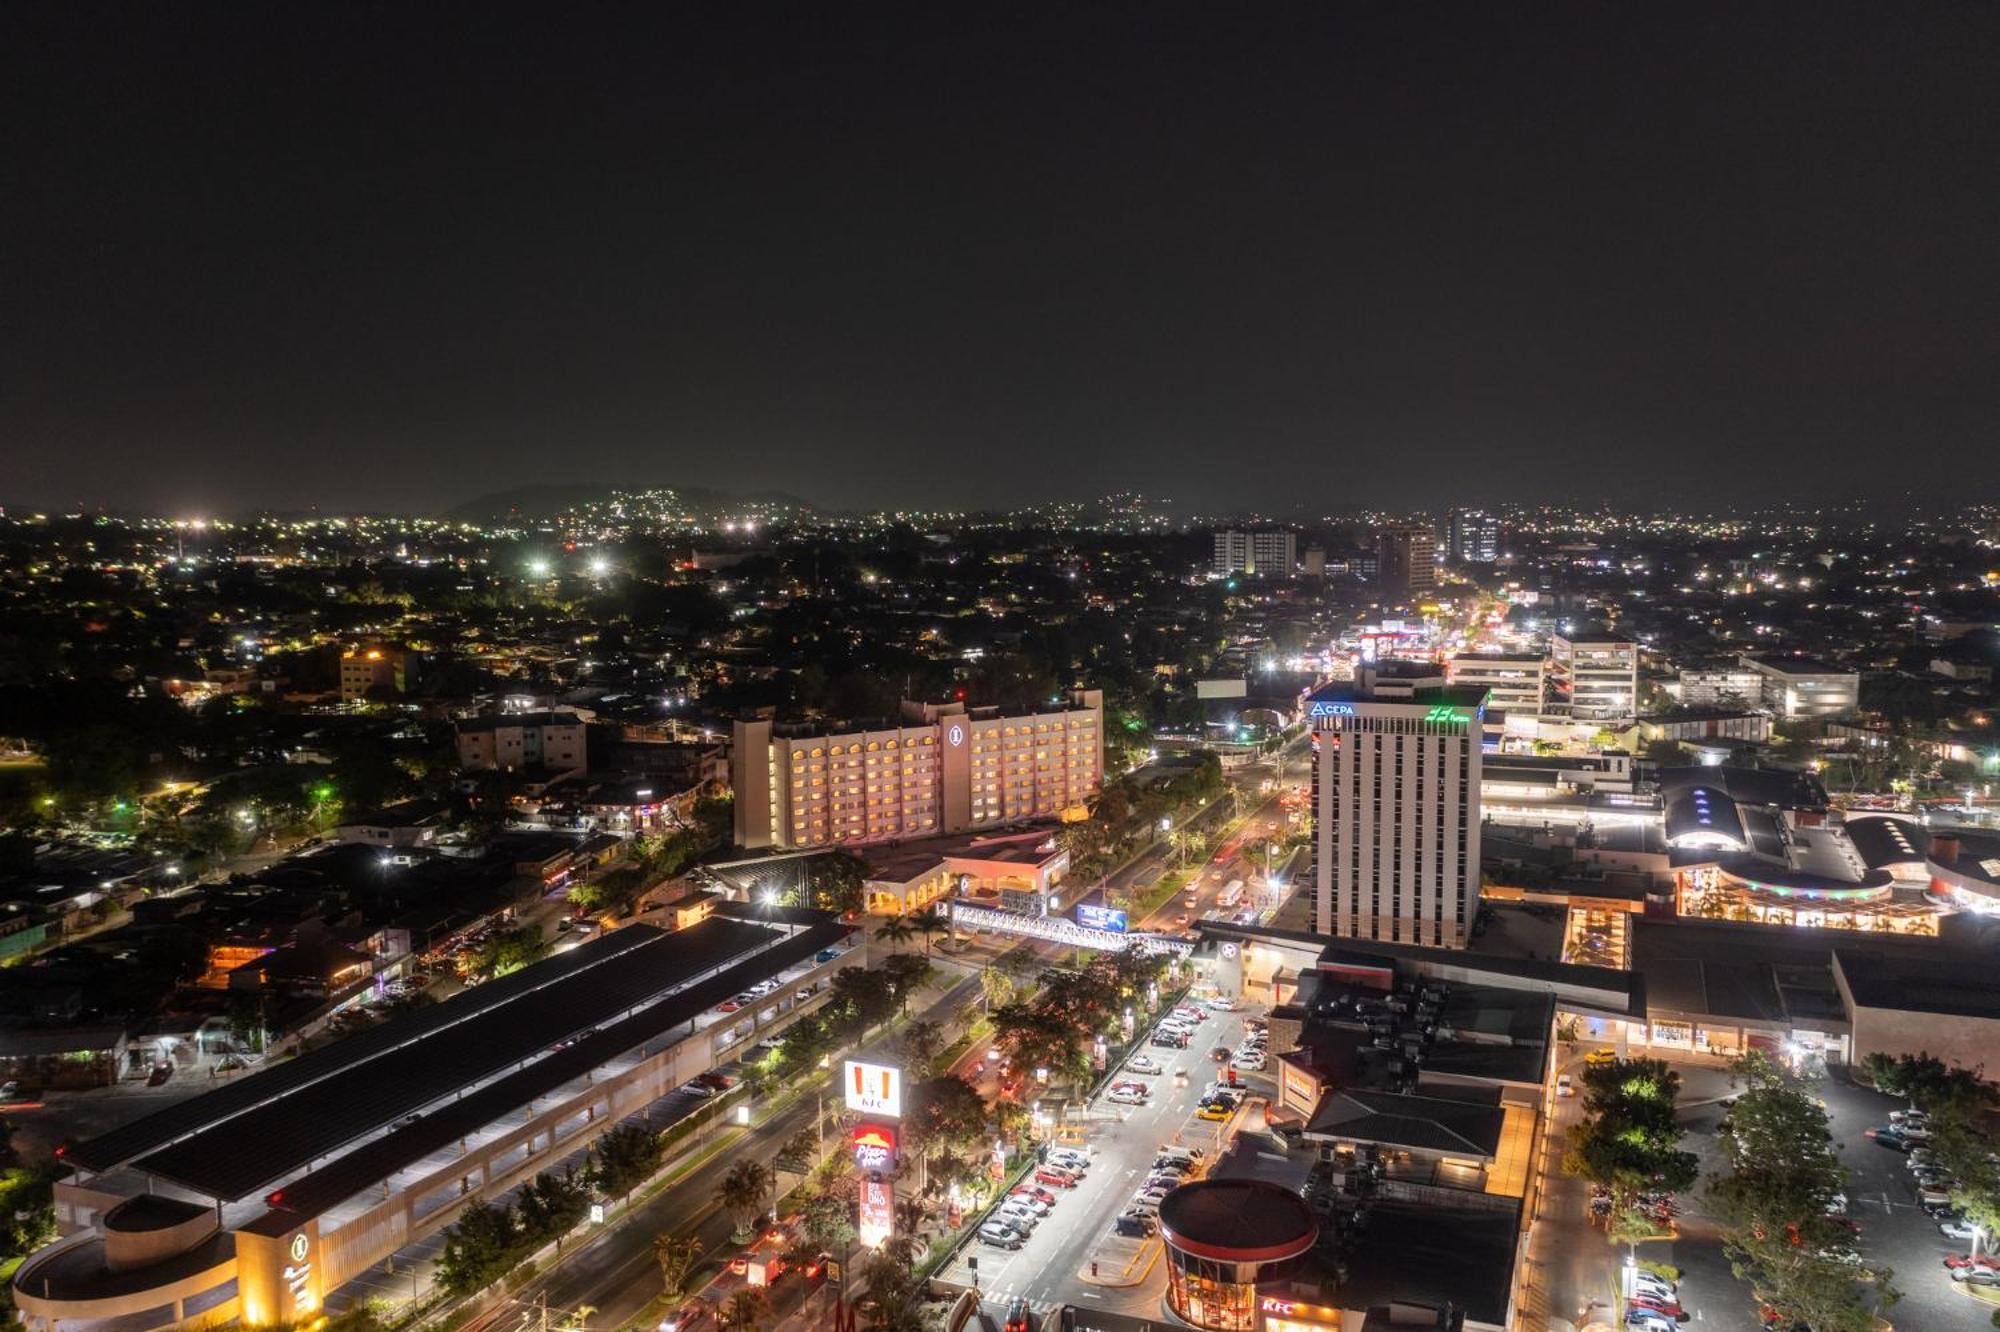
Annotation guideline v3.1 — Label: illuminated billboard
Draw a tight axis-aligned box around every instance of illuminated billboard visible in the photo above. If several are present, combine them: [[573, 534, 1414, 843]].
[[858, 1178, 895, 1248], [851, 1123, 896, 1171], [1076, 903, 1128, 933], [844, 1060, 903, 1118]]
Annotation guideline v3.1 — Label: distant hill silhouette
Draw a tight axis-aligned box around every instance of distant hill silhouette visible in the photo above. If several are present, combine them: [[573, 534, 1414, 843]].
[[448, 483, 818, 522]]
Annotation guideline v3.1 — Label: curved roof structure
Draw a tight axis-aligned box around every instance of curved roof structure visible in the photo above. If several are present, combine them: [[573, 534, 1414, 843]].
[[1157, 1178, 1318, 1264]]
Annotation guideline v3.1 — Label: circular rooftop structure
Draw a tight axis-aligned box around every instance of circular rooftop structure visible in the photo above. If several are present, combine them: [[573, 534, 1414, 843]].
[[1158, 1177, 1318, 1264]]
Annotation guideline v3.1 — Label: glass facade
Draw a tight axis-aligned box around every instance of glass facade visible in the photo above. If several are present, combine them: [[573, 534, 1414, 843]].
[[1164, 1252, 1260, 1331]]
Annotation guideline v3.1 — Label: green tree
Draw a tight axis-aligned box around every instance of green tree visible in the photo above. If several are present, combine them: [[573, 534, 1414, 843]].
[[899, 1019, 946, 1078], [515, 1167, 590, 1248], [716, 1158, 775, 1241], [826, 967, 896, 1039], [806, 850, 869, 916], [907, 905, 950, 955], [436, 1199, 520, 1297], [587, 1123, 664, 1202], [874, 915, 918, 954], [880, 953, 934, 1016], [1562, 1056, 1698, 1245], [906, 1075, 992, 1159], [653, 1232, 703, 1303], [979, 966, 1016, 1014], [1709, 1053, 1894, 1331], [774, 1127, 820, 1176], [720, 1288, 769, 1331]]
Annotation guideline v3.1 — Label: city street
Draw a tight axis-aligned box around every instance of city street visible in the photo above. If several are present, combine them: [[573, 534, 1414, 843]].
[[937, 1002, 1274, 1327]]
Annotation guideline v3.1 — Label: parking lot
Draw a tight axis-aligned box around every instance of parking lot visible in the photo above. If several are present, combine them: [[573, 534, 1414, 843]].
[[1662, 1062, 1994, 1332], [938, 998, 1274, 1325]]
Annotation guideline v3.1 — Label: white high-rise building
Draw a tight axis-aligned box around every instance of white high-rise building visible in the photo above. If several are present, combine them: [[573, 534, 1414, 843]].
[[1549, 632, 1638, 723], [1211, 530, 1297, 578], [1447, 652, 1546, 720], [1308, 681, 1487, 949]]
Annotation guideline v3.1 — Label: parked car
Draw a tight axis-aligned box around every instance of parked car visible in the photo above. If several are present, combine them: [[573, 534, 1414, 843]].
[[1230, 1053, 1267, 1071], [1125, 1054, 1163, 1075], [1951, 1266, 2000, 1287], [1627, 1294, 1685, 1319], [1556, 1074, 1575, 1098], [977, 1222, 1027, 1249], [1047, 1147, 1091, 1171], [1941, 1217, 1981, 1240], [1001, 1192, 1050, 1217], [147, 1063, 174, 1087], [1863, 1125, 1911, 1151], [1034, 1166, 1079, 1188], [1012, 1184, 1058, 1207], [1195, 1101, 1231, 1121], [1204, 996, 1238, 1012], [1113, 1210, 1156, 1238]]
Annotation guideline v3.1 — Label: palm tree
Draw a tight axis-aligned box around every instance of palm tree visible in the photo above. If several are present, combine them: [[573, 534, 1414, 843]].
[[715, 1158, 774, 1242], [893, 1194, 931, 1241], [654, 1233, 703, 1303], [907, 905, 949, 956], [721, 1288, 768, 1331], [875, 914, 918, 953]]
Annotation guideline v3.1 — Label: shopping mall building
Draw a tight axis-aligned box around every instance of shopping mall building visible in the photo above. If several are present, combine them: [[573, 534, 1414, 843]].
[[14, 908, 860, 1332]]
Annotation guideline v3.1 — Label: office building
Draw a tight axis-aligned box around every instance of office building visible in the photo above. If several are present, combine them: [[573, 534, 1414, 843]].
[[1674, 662, 1766, 708], [1445, 508, 1500, 563], [1548, 633, 1638, 723], [731, 690, 1103, 850], [1307, 679, 1487, 949], [1447, 652, 1546, 719], [1211, 529, 1297, 578], [454, 711, 589, 776], [1741, 654, 1859, 718], [1374, 525, 1438, 599]]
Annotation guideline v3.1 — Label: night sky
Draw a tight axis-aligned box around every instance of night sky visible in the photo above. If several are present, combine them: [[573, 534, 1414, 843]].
[[4, 3, 1997, 516]]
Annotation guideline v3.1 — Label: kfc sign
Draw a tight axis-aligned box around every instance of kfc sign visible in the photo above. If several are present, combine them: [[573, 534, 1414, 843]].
[[844, 1060, 903, 1118]]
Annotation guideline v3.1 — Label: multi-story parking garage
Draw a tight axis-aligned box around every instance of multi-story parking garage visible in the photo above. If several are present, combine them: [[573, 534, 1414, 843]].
[[15, 906, 862, 1332]]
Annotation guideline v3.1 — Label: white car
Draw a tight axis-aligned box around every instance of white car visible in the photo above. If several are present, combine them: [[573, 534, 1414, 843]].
[[1630, 1272, 1676, 1301], [1204, 996, 1238, 1012], [994, 1201, 1040, 1230], [1133, 1185, 1172, 1206], [1230, 1054, 1266, 1072], [1048, 1149, 1091, 1172], [1125, 1054, 1163, 1075], [1108, 1086, 1149, 1106]]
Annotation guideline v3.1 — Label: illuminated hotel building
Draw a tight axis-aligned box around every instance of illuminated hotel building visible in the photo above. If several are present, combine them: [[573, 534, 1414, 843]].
[[730, 690, 1104, 851], [1309, 679, 1487, 949]]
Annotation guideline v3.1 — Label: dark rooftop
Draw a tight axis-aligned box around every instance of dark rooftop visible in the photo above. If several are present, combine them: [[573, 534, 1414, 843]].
[[69, 917, 823, 1203]]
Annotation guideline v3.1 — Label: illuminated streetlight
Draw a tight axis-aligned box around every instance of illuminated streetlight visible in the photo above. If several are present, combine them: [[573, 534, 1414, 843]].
[[589, 556, 610, 577]]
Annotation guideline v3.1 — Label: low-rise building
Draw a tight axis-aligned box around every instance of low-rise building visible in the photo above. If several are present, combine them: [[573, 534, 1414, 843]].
[[1740, 653, 1858, 718], [455, 711, 588, 777]]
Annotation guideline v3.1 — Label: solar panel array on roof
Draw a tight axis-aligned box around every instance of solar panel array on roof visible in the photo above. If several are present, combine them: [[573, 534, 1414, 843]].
[[67, 925, 662, 1174], [248, 918, 850, 1227], [130, 918, 785, 1201]]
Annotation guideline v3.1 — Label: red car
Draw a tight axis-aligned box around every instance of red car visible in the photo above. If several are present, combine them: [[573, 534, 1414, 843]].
[[1012, 1184, 1058, 1206], [1946, 1252, 2000, 1272], [1034, 1165, 1078, 1188], [1629, 1294, 1685, 1319]]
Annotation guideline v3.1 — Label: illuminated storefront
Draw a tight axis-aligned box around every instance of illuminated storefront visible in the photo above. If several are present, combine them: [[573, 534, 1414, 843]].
[[1675, 864, 1937, 937], [1156, 1180, 1318, 1332]]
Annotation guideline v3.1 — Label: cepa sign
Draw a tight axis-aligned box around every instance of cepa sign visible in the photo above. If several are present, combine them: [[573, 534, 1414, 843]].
[[844, 1059, 903, 1118], [1307, 701, 1355, 719]]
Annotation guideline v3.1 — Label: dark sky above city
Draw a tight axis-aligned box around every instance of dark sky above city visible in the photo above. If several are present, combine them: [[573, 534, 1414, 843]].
[[4, 3, 1998, 517]]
